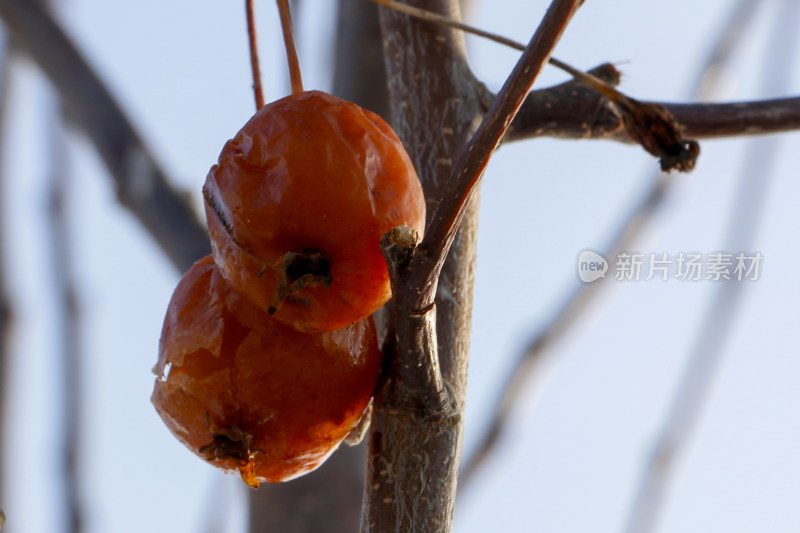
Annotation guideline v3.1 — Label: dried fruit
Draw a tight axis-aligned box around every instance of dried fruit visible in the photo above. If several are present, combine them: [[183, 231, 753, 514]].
[[203, 90, 425, 333], [152, 255, 381, 486]]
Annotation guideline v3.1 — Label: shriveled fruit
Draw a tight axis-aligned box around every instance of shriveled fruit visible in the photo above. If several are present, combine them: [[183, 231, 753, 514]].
[[151, 255, 381, 486], [203, 90, 425, 333]]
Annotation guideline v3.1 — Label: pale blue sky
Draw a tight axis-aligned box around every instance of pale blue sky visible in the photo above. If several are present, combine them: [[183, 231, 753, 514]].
[[2, 1, 799, 532]]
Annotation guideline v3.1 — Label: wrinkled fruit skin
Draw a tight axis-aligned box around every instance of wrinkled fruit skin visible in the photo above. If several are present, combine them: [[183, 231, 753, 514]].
[[204, 90, 425, 333], [151, 256, 381, 485]]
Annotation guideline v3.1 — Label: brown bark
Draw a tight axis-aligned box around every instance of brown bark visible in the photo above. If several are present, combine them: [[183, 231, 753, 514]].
[[506, 88, 800, 143], [363, 1, 581, 531], [363, 2, 481, 530]]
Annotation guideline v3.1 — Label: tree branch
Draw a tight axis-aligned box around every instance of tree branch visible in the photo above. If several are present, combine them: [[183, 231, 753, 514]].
[[364, 1, 481, 529], [363, 0, 583, 531], [0, 33, 13, 526], [412, 0, 584, 294], [0, 0, 209, 273], [45, 97, 84, 533], [506, 88, 800, 143]]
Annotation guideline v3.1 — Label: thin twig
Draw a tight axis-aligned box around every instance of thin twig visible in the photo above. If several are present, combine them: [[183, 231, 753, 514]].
[[369, 0, 589, 82], [246, 0, 265, 109], [623, 2, 799, 532], [459, 0, 764, 487], [0, 34, 14, 527], [368, 0, 701, 173], [367, 0, 622, 111], [276, 0, 304, 94], [40, 0, 85, 527], [410, 0, 584, 308], [46, 92, 84, 533]]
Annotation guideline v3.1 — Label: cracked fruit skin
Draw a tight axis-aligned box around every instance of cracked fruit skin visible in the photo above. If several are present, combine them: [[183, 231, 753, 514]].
[[203, 90, 425, 333], [151, 255, 381, 486]]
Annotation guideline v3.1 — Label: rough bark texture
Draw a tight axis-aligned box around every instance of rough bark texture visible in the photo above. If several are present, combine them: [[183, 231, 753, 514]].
[[362, 2, 482, 531]]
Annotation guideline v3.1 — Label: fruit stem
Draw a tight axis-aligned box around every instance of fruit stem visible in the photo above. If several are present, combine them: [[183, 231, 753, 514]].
[[245, 0, 265, 109], [276, 0, 304, 94]]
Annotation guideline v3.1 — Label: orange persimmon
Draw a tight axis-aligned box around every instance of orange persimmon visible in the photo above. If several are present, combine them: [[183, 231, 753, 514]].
[[151, 255, 381, 486], [203, 90, 425, 333]]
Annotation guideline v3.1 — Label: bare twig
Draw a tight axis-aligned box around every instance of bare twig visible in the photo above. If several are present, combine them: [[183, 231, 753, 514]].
[[460, 0, 764, 487], [368, 0, 603, 84], [45, 94, 84, 533], [0, 0, 209, 273], [38, 0, 85, 527], [371, 0, 796, 159], [246, 0, 265, 109], [363, 1, 583, 531], [413, 0, 584, 302], [370, 0, 700, 171], [623, 2, 799, 532], [505, 87, 800, 143], [0, 33, 13, 526]]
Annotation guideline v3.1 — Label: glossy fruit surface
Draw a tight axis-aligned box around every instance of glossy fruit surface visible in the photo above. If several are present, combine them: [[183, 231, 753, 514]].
[[151, 255, 381, 486], [203, 90, 425, 333]]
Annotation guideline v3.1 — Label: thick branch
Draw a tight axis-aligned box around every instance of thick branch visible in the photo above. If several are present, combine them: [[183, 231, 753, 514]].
[[364, 0, 483, 530], [659, 97, 800, 139], [0, 0, 209, 272], [364, 0, 583, 531]]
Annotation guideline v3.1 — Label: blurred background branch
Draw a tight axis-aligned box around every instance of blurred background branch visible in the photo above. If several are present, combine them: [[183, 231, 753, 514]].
[[0, 30, 13, 528], [623, 1, 799, 531], [460, 0, 766, 488], [0, 0, 209, 273], [44, 55, 84, 533]]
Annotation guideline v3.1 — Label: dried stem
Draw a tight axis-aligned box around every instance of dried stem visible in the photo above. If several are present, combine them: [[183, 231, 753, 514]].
[[460, 0, 764, 488], [623, 2, 799, 532], [246, 0, 265, 109], [276, 0, 304, 94]]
